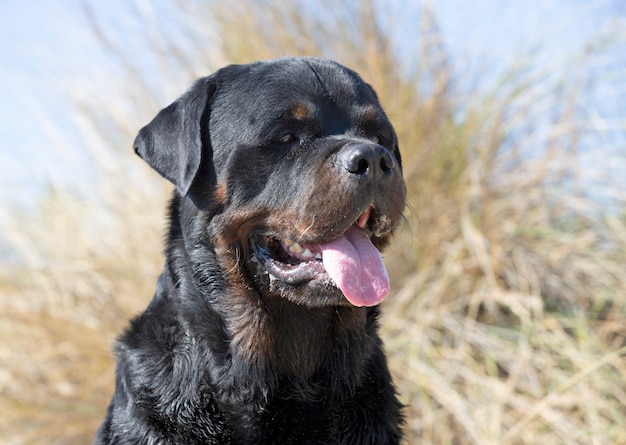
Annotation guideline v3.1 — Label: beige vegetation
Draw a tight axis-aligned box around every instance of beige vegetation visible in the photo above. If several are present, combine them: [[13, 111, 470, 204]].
[[2, 1, 626, 443]]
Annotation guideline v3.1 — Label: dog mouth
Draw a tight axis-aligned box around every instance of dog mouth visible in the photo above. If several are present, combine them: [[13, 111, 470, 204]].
[[250, 209, 390, 307]]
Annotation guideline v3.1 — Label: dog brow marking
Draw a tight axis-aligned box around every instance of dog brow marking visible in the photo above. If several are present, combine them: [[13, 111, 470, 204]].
[[359, 104, 381, 123], [290, 102, 314, 120]]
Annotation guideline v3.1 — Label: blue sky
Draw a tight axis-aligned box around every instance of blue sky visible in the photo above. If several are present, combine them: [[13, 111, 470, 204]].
[[1, 1, 109, 203], [0, 0, 624, 219]]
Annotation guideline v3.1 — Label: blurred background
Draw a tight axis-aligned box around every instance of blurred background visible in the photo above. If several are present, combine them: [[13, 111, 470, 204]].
[[1, 1, 625, 443]]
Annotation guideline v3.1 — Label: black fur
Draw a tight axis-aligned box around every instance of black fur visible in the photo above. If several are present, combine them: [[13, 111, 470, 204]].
[[96, 57, 406, 444]]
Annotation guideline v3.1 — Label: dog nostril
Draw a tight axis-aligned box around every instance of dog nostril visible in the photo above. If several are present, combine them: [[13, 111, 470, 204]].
[[341, 144, 395, 179], [351, 158, 370, 175], [379, 152, 393, 174]]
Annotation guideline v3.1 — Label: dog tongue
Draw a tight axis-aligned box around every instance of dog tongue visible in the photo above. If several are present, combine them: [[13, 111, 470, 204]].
[[320, 226, 390, 306]]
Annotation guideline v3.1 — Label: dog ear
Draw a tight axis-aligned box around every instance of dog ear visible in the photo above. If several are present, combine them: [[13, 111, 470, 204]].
[[134, 77, 216, 196]]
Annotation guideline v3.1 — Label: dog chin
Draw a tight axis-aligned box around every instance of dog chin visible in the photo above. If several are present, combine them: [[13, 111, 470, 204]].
[[269, 275, 351, 308]]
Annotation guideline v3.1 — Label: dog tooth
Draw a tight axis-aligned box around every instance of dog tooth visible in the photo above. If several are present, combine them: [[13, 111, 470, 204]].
[[315, 253, 322, 260], [301, 248, 314, 258], [288, 242, 303, 253]]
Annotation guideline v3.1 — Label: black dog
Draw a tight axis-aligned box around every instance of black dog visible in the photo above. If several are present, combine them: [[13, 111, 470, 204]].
[[95, 57, 406, 444]]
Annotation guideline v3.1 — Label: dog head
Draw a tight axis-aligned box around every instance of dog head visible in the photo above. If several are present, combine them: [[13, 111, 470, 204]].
[[134, 57, 406, 308]]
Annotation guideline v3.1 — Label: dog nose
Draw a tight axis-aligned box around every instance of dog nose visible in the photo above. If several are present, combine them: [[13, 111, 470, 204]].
[[339, 143, 396, 179]]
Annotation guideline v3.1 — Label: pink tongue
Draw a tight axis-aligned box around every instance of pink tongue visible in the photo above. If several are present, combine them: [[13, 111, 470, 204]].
[[320, 226, 390, 307]]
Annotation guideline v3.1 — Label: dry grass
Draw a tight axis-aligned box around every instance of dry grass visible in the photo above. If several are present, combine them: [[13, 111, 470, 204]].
[[2, 1, 625, 443]]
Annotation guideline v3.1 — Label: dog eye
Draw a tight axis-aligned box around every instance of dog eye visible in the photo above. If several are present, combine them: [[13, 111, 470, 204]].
[[277, 133, 297, 145]]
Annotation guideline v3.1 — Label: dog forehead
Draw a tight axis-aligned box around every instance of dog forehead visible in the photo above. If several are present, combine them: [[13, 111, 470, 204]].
[[206, 58, 386, 168], [215, 58, 376, 112]]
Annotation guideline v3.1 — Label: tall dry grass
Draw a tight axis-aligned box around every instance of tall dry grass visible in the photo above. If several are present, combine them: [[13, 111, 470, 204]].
[[1, 1, 625, 444]]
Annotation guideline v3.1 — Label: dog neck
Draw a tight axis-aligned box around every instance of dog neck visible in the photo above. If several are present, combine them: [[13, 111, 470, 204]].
[[223, 282, 376, 390], [266, 297, 370, 377]]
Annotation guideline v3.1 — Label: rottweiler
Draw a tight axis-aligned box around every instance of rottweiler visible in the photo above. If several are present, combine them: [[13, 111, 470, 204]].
[[95, 57, 406, 444]]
